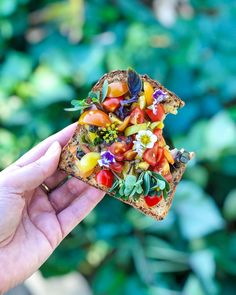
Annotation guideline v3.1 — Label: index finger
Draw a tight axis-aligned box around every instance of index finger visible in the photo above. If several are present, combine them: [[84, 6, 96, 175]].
[[13, 123, 77, 168]]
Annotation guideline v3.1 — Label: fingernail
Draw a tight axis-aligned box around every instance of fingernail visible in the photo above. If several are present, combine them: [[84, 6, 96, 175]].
[[45, 141, 61, 157]]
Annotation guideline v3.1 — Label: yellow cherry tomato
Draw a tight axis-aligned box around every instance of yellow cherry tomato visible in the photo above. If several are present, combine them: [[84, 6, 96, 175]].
[[78, 110, 111, 127], [77, 152, 101, 174], [144, 81, 154, 106], [107, 81, 128, 97]]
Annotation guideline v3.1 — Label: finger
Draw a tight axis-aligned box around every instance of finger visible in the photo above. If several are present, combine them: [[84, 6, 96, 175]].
[[44, 170, 68, 191], [1, 141, 61, 193], [58, 187, 105, 237], [49, 177, 89, 212], [14, 123, 76, 167]]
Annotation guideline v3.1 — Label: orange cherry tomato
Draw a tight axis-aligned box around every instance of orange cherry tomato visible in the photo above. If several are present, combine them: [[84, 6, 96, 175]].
[[152, 158, 170, 175], [78, 110, 111, 127], [108, 141, 129, 161], [107, 82, 128, 97], [145, 104, 165, 122], [130, 107, 144, 124], [117, 116, 130, 132], [124, 150, 137, 161], [164, 149, 175, 165], [144, 81, 154, 106], [144, 194, 162, 207], [103, 98, 120, 112]]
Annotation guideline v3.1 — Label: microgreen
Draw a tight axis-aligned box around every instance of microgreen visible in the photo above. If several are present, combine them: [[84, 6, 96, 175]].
[[109, 170, 170, 203]]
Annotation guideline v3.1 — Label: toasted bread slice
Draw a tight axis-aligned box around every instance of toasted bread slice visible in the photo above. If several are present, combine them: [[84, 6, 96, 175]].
[[59, 70, 193, 220]]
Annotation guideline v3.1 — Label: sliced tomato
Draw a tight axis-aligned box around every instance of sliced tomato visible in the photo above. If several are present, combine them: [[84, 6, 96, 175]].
[[108, 141, 129, 161], [130, 107, 144, 124], [152, 158, 170, 175], [117, 116, 130, 132], [153, 128, 166, 146], [96, 170, 114, 188], [145, 104, 165, 122], [144, 195, 162, 207], [143, 143, 164, 167], [164, 172, 172, 183], [103, 98, 120, 112], [124, 150, 137, 161], [109, 162, 124, 173], [79, 110, 111, 127], [164, 149, 175, 165]]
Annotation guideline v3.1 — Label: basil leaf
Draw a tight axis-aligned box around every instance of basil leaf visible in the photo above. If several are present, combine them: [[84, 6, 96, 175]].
[[127, 68, 142, 97], [143, 172, 150, 196], [101, 79, 109, 102], [109, 179, 119, 193], [163, 189, 168, 200]]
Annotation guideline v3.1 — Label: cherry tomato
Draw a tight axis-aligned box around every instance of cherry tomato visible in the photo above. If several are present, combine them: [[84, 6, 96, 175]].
[[118, 136, 133, 150], [103, 98, 120, 112], [152, 158, 170, 175], [144, 195, 162, 207], [143, 143, 164, 167], [117, 116, 130, 132], [109, 162, 124, 173], [107, 82, 128, 97], [96, 170, 114, 188], [164, 149, 175, 165], [145, 104, 165, 122], [153, 128, 166, 146], [144, 81, 154, 106], [124, 150, 137, 160], [79, 110, 111, 127], [108, 141, 129, 161], [164, 172, 172, 182], [130, 107, 144, 124]]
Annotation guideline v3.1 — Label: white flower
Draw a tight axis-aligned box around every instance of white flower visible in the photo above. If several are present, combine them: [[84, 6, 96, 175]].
[[136, 130, 157, 149], [133, 140, 145, 156]]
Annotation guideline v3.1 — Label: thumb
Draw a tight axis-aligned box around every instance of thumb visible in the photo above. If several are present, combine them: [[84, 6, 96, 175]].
[[5, 141, 62, 193]]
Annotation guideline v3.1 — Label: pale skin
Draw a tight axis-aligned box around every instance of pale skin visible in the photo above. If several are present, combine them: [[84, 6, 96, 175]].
[[0, 124, 105, 293]]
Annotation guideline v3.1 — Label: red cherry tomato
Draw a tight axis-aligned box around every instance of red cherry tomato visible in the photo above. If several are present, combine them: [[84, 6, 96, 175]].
[[143, 143, 164, 167], [153, 128, 163, 138], [124, 150, 137, 160], [96, 170, 114, 188], [144, 195, 163, 207], [108, 141, 129, 161], [109, 162, 124, 173], [164, 172, 172, 183], [130, 107, 144, 124], [145, 104, 165, 122], [103, 98, 120, 112]]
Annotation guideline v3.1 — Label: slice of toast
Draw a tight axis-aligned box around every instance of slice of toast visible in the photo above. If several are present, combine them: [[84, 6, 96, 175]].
[[59, 70, 194, 220]]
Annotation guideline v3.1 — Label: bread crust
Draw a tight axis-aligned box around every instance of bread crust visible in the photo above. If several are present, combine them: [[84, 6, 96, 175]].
[[59, 70, 191, 220]]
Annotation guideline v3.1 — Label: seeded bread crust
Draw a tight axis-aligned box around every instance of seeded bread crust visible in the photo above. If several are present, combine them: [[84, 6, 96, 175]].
[[59, 70, 190, 220]]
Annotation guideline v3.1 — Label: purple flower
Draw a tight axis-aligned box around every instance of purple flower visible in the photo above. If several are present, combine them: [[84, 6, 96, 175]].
[[98, 151, 115, 167], [153, 89, 167, 104]]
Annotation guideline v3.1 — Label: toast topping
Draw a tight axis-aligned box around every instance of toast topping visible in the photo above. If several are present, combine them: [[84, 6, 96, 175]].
[[65, 68, 191, 208]]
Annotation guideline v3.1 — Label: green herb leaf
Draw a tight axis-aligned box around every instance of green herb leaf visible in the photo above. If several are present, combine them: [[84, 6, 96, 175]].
[[143, 172, 151, 196], [127, 68, 142, 97], [88, 90, 100, 100], [101, 79, 109, 102]]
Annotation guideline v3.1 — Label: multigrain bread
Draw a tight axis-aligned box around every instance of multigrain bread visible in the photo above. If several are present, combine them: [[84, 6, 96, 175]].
[[59, 70, 194, 220]]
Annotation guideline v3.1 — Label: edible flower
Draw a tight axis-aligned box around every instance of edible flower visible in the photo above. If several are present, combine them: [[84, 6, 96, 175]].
[[133, 130, 157, 156], [152, 89, 167, 115], [98, 151, 116, 167]]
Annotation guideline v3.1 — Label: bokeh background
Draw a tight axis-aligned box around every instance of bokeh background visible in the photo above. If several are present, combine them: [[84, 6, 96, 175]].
[[1, 0, 236, 294]]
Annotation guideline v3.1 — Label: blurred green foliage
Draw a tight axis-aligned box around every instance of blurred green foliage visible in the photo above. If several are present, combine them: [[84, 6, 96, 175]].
[[1, 0, 236, 294]]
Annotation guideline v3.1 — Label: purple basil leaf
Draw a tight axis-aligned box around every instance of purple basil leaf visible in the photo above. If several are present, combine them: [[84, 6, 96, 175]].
[[127, 68, 142, 97]]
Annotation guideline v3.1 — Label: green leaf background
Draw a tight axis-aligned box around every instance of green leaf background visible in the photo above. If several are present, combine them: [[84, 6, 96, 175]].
[[0, 0, 236, 294]]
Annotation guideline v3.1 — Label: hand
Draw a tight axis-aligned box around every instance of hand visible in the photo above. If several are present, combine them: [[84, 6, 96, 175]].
[[0, 124, 105, 292]]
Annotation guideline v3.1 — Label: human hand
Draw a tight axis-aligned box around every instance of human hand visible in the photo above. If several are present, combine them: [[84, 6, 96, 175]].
[[0, 124, 105, 293]]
